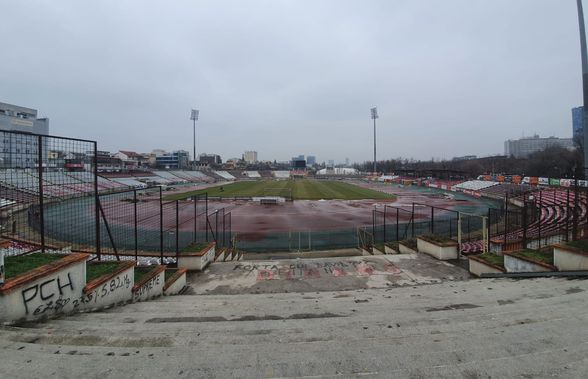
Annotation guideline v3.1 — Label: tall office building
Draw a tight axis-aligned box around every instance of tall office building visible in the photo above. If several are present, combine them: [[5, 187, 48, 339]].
[[504, 135, 574, 158], [0, 102, 50, 168], [243, 150, 258, 163], [306, 155, 316, 166], [573, 106, 584, 143]]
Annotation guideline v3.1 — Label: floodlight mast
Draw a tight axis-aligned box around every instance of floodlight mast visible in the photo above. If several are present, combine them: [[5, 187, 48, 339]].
[[577, 0, 588, 178], [190, 109, 199, 168], [371, 107, 379, 174]]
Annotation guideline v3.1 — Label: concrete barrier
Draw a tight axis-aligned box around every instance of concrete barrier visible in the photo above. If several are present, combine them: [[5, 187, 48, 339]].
[[214, 248, 226, 262], [384, 245, 399, 254], [417, 237, 458, 260], [133, 266, 166, 302], [372, 247, 384, 255], [163, 268, 187, 296], [468, 256, 505, 277], [503, 252, 557, 273], [398, 242, 417, 254], [0, 253, 89, 324], [81, 261, 135, 312], [177, 243, 216, 271], [553, 244, 588, 271]]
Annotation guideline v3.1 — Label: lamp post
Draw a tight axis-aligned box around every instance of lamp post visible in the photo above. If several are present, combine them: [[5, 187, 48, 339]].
[[577, 0, 588, 178], [370, 107, 378, 174], [190, 109, 199, 169]]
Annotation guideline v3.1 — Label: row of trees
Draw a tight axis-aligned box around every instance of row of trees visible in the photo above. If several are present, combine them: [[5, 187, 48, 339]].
[[354, 146, 584, 179]]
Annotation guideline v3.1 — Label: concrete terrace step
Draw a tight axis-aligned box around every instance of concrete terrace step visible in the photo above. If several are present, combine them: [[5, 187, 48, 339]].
[[1, 277, 588, 378]]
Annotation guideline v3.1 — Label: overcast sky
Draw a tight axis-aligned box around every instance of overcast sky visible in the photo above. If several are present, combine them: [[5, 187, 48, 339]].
[[0, 0, 585, 163]]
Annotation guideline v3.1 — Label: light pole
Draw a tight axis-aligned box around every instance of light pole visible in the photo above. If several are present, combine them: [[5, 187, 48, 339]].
[[190, 109, 199, 168], [577, 0, 588, 178], [370, 107, 378, 174]]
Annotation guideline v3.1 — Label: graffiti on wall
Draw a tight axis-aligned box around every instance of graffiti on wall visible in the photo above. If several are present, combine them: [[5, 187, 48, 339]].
[[233, 260, 402, 281]]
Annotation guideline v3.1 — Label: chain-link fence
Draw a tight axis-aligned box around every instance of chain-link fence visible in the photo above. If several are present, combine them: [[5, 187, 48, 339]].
[[0, 130, 98, 257]]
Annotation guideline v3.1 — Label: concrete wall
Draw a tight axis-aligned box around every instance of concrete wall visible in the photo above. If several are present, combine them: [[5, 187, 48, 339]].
[[163, 270, 187, 296], [384, 245, 398, 254], [398, 244, 417, 254], [177, 244, 216, 271], [133, 268, 165, 302], [0, 255, 87, 324], [504, 254, 552, 273], [554, 246, 588, 271], [468, 257, 504, 277], [79, 264, 134, 312], [417, 238, 458, 260]]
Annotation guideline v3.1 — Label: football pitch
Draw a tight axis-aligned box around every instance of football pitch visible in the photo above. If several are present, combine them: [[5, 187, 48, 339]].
[[165, 180, 396, 201]]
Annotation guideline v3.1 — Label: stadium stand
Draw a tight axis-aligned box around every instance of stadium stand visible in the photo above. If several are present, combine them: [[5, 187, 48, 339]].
[[245, 171, 261, 178], [259, 171, 273, 178], [273, 170, 290, 179], [454, 180, 498, 192], [133, 175, 172, 185], [183, 170, 214, 182], [111, 177, 148, 188], [214, 170, 236, 180], [479, 183, 536, 200], [168, 171, 197, 181], [153, 171, 188, 183], [0, 198, 16, 208]]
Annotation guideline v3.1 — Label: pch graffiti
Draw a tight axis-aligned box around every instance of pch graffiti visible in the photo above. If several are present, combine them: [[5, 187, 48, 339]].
[[21, 272, 75, 315]]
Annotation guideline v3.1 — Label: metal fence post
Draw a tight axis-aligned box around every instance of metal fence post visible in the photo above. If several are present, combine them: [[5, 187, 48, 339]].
[[215, 210, 219, 244], [176, 200, 179, 261], [504, 193, 509, 250], [38, 135, 45, 254], [411, 203, 415, 238], [538, 191, 542, 249], [194, 195, 198, 243], [522, 199, 527, 250], [566, 189, 570, 242], [134, 189, 138, 261], [159, 187, 164, 264], [94, 141, 101, 260], [383, 207, 387, 243], [396, 208, 399, 242]]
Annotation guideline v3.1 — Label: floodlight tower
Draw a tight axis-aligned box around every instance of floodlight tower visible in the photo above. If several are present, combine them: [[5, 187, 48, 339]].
[[577, 0, 588, 178], [371, 107, 378, 174], [190, 109, 199, 168]]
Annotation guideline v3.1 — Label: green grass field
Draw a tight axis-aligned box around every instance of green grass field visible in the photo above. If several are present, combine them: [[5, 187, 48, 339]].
[[165, 180, 395, 201]]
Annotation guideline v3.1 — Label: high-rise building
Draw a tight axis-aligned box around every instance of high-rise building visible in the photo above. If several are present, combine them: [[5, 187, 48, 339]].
[[0, 102, 50, 168], [306, 155, 316, 166], [243, 150, 258, 163], [573, 106, 584, 144], [504, 135, 574, 158]]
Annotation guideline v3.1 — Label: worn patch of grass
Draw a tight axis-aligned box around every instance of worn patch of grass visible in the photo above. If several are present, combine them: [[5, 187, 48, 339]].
[[421, 234, 455, 244], [513, 249, 553, 265], [165, 269, 178, 282], [164, 179, 396, 201], [476, 252, 504, 267], [86, 262, 123, 283], [566, 239, 588, 252], [400, 239, 417, 249], [4, 253, 64, 280], [134, 266, 155, 284]]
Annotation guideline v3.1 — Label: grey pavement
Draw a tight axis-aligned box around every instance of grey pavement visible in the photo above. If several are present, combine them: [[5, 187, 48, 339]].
[[1, 256, 587, 378]]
